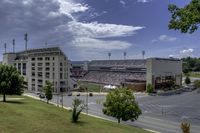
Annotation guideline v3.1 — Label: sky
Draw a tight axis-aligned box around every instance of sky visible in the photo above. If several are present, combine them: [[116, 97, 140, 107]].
[[0, 0, 199, 61]]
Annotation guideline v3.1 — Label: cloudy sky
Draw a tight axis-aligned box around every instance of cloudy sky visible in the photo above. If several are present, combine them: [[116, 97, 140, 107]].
[[0, 0, 199, 61]]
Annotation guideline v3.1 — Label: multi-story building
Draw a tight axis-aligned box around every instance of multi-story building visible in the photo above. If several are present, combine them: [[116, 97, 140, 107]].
[[3, 47, 71, 93]]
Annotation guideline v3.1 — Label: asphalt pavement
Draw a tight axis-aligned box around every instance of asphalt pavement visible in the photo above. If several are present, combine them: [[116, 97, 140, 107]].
[[26, 90, 200, 133]]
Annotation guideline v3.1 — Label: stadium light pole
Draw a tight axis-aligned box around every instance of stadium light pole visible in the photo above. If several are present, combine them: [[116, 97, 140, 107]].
[[108, 52, 111, 60], [123, 52, 127, 60], [24, 33, 28, 52], [13, 39, 15, 53], [4, 43, 7, 53], [142, 50, 145, 59]]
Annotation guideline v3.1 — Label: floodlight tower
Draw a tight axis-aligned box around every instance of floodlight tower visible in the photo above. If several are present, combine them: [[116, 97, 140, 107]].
[[108, 52, 111, 60], [24, 33, 28, 52], [13, 39, 15, 53], [4, 43, 7, 53], [142, 50, 145, 59], [123, 52, 127, 60]]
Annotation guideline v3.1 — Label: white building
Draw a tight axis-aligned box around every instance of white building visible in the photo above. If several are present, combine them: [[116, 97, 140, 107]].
[[146, 58, 182, 90], [3, 47, 71, 93]]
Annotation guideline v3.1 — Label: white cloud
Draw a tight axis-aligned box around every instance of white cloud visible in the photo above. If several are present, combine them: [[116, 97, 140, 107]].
[[159, 35, 177, 41], [152, 34, 177, 43], [180, 48, 194, 54], [57, 0, 89, 20], [72, 37, 131, 51], [67, 21, 144, 38], [137, 0, 150, 3], [120, 0, 126, 6]]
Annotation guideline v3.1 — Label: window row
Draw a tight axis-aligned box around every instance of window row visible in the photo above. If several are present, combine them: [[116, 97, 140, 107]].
[[31, 57, 55, 61]]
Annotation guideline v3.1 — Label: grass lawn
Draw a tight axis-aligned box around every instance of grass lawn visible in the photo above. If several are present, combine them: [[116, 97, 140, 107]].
[[0, 95, 151, 133], [80, 82, 103, 92], [189, 72, 200, 78]]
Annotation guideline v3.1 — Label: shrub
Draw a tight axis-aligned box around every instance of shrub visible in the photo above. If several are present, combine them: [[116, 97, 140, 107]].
[[194, 80, 200, 88], [89, 93, 93, 97], [71, 98, 86, 123], [181, 122, 190, 133], [185, 76, 191, 85], [146, 84, 154, 94]]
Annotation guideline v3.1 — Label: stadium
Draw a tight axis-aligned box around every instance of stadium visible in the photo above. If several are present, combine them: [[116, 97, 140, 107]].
[[78, 58, 182, 92]]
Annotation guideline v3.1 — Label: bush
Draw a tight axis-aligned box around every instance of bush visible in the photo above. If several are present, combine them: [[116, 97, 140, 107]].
[[71, 98, 86, 123], [185, 76, 191, 85], [89, 93, 93, 97], [194, 80, 200, 88], [181, 122, 190, 133], [146, 84, 154, 94]]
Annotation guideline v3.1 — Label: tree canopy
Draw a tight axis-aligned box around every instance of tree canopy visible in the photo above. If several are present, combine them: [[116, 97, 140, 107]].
[[168, 0, 200, 33], [182, 57, 200, 73], [103, 88, 142, 123], [43, 81, 53, 104], [0, 64, 24, 102]]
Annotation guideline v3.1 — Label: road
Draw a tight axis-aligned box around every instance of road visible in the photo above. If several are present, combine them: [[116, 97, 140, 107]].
[[26, 91, 200, 133]]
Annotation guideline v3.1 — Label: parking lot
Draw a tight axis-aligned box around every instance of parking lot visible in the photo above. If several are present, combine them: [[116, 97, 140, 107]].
[[27, 89, 200, 133]]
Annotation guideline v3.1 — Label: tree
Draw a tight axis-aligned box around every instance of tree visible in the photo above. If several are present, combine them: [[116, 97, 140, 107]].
[[185, 76, 191, 85], [146, 84, 154, 94], [71, 98, 86, 123], [0, 64, 24, 102], [168, 0, 200, 33], [181, 122, 190, 133], [103, 88, 142, 123], [194, 80, 200, 88], [43, 81, 53, 104]]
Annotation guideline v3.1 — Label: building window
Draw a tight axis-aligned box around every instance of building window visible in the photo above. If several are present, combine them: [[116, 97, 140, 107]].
[[38, 67, 43, 71], [45, 67, 50, 71], [32, 63, 35, 66], [32, 79, 35, 82], [45, 72, 50, 78], [60, 67, 63, 71], [60, 73, 63, 79], [37, 57, 43, 61], [32, 67, 35, 71], [38, 79, 43, 84], [37, 63, 43, 66], [53, 67, 55, 71], [22, 63, 26, 75], [31, 58, 35, 61], [60, 62, 63, 66], [52, 57, 55, 60], [45, 57, 50, 61], [32, 72, 35, 77], [18, 63, 21, 74], [38, 72, 42, 77], [53, 63, 54, 66], [45, 62, 50, 66]]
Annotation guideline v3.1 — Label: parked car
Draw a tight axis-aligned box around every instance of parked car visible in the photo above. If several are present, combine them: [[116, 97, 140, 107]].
[[39, 93, 45, 99], [68, 92, 72, 96]]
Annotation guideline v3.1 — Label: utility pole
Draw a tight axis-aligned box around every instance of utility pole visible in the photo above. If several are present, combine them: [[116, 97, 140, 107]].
[[13, 39, 15, 53], [86, 87, 88, 114]]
